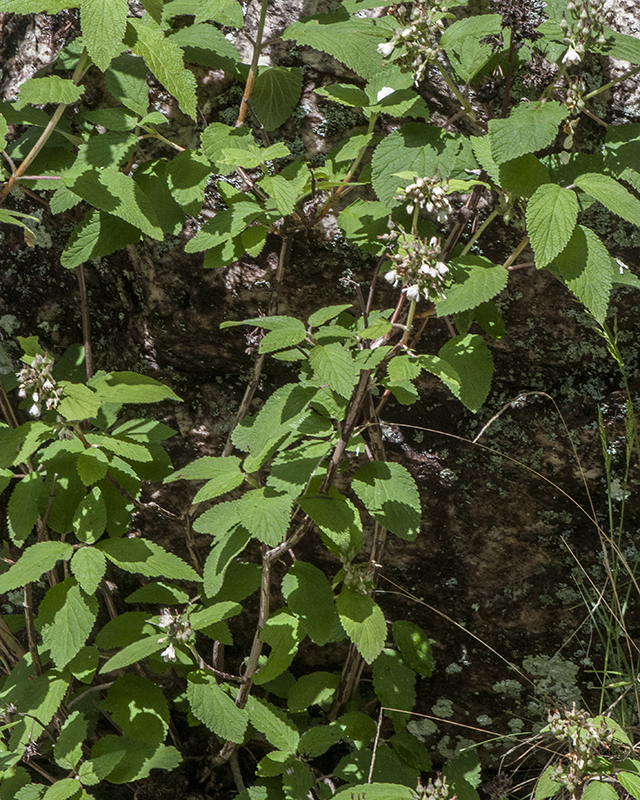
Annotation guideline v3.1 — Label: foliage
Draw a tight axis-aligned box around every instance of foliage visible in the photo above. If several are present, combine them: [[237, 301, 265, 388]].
[[0, 0, 640, 796]]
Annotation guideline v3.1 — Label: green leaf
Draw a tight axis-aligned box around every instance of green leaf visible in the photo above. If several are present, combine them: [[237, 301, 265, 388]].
[[581, 782, 618, 800], [96, 538, 200, 580], [288, 672, 340, 713], [0, 541, 73, 592], [102, 675, 169, 745], [128, 18, 197, 120], [166, 149, 211, 216], [251, 67, 303, 130], [72, 486, 107, 544], [267, 438, 330, 497], [15, 76, 84, 109], [76, 447, 110, 485], [534, 767, 564, 800], [165, 455, 244, 502], [281, 561, 340, 646], [7, 472, 44, 546], [499, 153, 550, 197], [575, 172, 640, 227], [601, 26, 640, 65], [81, 0, 128, 72], [68, 644, 99, 683], [61, 209, 143, 269], [57, 382, 101, 421], [259, 174, 300, 216], [392, 620, 434, 676], [488, 101, 569, 163], [101, 634, 166, 673], [618, 773, 640, 800], [437, 257, 507, 316], [282, 11, 386, 81], [298, 724, 342, 757], [185, 202, 264, 253], [372, 123, 462, 207], [372, 649, 416, 731], [309, 343, 359, 398], [246, 695, 299, 754], [336, 586, 386, 664], [258, 318, 307, 354], [200, 122, 253, 170], [299, 493, 362, 557], [90, 736, 181, 783], [54, 711, 87, 771], [0, 112, 7, 151], [42, 778, 82, 800], [333, 784, 415, 800], [187, 672, 248, 742], [439, 15, 505, 82], [194, 0, 243, 26], [316, 83, 370, 109], [390, 731, 432, 771], [526, 183, 578, 268], [438, 333, 493, 412], [309, 304, 354, 327], [237, 488, 293, 546], [104, 54, 149, 116], [89, 371, 181, 403], [602, 122, 640, 192], [39, 579, 97, 669], [189, 600, 241, 630], [254, 609, 301, 685], [63, 167, 164, 240], [552, 225, 612, 324], [168, 22, 242, 74], [200, 525, 249, 595], [444, 750, 482, 800], [351, 461, 421, 540]]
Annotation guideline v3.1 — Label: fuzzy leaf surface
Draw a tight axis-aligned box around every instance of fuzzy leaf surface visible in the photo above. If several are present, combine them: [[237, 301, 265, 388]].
[[61, 210, 143, 269], [16, 76, 83, 109], [372, 649, 417, 732], [71, 546, 107, 596], [7, 472, 44, 545], [81, 0, 128, 71], [575, 172, 640, 227], [101, 635, 166, 673], [309, 343, 359, 398], [187, 672, 248, 742], [351, 461, 421, 540], [246, 695, 299, 753], [337, 587, 386, 664], [254, 609, 301, 684], [236, 488, 293, 546], [96, 538, 200, 580], [281, 561, 340, 645], [0, 541, 72, 592], [39, 580, 97, 669], [437, 257, 507, 316], [251, 67, 303, 130], [488, 101, 569, 163], [526, 183, 578, 268], [104, 54, 149, 116], [89, 371, 180, 403], [165, 455, 244, 501]]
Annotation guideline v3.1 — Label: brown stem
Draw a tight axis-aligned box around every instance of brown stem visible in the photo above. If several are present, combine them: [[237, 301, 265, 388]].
[[235, 0, 270, 127], [501, 35, 516, 119]]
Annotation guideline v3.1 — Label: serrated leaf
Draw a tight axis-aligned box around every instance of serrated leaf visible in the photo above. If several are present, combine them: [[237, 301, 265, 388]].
[[438, 257, 508, 316], [333, 784, 415, 800], [254, 609, 301, 685], [168, 21, 242, 74], [372, 649, 416, 732], [187, 672, 248, 742], [438, 333, 493, 412], [602, 122, 640, 192], [195, 0, 243, 26], [309, 343, 359, 398], [552, 225, 612, 324], [337, 587, 386, 664], [288, 672, 340, 713], [101, 634, 166, 672], [165, 455, 244, 501], [202, 526, 250, 598], [390, 730, 432, 771], [316, 83, 370, 108], [535, 766, 564, 800], [575, 172, 640, 227], [15, 76, 83, 109], [63, 167, 163, 240], [57, 382, 101, 421], [0, 112, 7, 150], [252, 67, 303, 130], [351, 461, 421, 540], [42, 778, 82, 800], [96, 538, 200, 580], [526, 183, 578, 268], [39, 580, 97, 668], [439, 14, 505, 83], [104, 54, 149, 117], [267, 440, 330, 498], [166, 149, 211, 216], [443, 750, 482, 800], [102, 675, 169, 745], [581, 782, 618, 800], [68, 644, 99, 683], [85, 433, 151, 463], [61, 209, 143, 269], [194, 500, 241, 537], [129, 18, 197, 120], [281, 561, 339, 646], [246, 695, 299, 753], [200, 122, 253, 170], [298, 724, 342, 757], [72, 486, 107, 544], [618, 772, 640, 800], [258, 319, 307, 354], [372, 123, 461, 207], [282, 11, 385, 80], [298, 493, 361, 556], [392, 620, 433, 676], [488, 101, 569, 163], [54, 711, 87, 771], [76, 447, 110, 485], [90, 735, 181, 783], [83, 106, 139, 131], [601, 26, 640, 65], [81, 0, 128, 72], [387, 355, 421, 382], [259, 174, 299, 216], [0, 541, 72, 592], [89, 371, 181, 403], [237, 488, 293, 546], [189, 600, 241, 630], [185, 202, 264, 253], [7, 472, 44, 546]]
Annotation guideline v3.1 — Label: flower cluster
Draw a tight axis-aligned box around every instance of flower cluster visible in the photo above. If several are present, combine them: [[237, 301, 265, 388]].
[[377, 1, 450, 84], [17, 353, 63, 418], [565, 77, 586, 113], [415, 774, 451, 800], [560, 0, 606, 65], [395, 176, 453, 224], [545, 705, 616, 795], [157, 609, 193, 662], [380, 223, 449, 303]]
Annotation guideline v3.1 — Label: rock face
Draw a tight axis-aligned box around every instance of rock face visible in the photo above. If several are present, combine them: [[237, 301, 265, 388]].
[[1, 0, 640, 771]]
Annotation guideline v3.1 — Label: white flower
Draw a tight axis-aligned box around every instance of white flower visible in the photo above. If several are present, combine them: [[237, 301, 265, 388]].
[[158, 610, 173, 629], [405, 284, 420, 300], [376, 86, 395, 102], [385, 269, 399, 287], [160, 642, 176, 662], [29, 403, 41, 417], [377, 41, 395, 57], [562, 45, 581, 65], [435, 262, 449, 276]]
